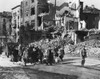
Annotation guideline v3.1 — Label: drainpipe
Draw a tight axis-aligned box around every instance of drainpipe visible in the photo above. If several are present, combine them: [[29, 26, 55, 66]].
[[64, 16, 66, 33], [35, 0, 38, 31], [78, 0, 81, 30], [55, 0, 56, 25], [42, 16, 44, 30]]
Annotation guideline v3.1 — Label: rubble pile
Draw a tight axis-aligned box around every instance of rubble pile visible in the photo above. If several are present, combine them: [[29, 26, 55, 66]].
[[28, 35, 72, 51], [29, 38, 61, 50], [67, 39, 100, 58], [75, 39, 100, 50]]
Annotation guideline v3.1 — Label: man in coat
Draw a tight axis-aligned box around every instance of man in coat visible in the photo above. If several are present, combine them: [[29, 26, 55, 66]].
[[81, 46, 87, 66]]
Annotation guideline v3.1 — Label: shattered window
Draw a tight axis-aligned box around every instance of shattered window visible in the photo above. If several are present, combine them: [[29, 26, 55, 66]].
[[31, 7, 35, 15]]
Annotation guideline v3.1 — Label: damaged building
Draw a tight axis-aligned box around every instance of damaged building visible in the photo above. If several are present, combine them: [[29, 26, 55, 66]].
[[76, 5, 100, 42], [0, 11, 12, 43]]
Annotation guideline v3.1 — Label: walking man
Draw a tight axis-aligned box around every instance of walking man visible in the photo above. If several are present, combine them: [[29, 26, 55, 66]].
[[47, 48, 54, 65], [59, 47, 65, 61], [81, 46, 87, 66]]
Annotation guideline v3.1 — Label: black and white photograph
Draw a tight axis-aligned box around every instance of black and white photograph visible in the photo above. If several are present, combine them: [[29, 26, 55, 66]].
[[0, 0, 100, 79]]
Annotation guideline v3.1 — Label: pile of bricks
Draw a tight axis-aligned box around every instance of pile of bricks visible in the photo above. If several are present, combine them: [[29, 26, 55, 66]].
[[66, 39, 100, 58]]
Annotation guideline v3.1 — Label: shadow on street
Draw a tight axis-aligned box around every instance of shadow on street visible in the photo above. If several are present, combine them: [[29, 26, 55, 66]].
[[0, 66, 78, 79]]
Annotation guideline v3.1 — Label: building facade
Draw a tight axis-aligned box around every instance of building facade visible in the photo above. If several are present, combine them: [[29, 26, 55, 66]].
[[54, 0, 83, 44], [55, 0, 81, 31], [11, 5, 21, 42], [20, 0, 49, 30], [0, 11, 12, 43], [81, 5, 100, 30]]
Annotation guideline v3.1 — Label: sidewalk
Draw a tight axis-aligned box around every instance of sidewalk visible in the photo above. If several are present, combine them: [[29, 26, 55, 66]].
[[0, 54, 100, 79]]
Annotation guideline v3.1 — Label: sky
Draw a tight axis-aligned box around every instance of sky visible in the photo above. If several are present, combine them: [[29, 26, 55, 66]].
[[0, 0, 22, 12], [0, 0, 100, 12], [82, 0, 100, 9]]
